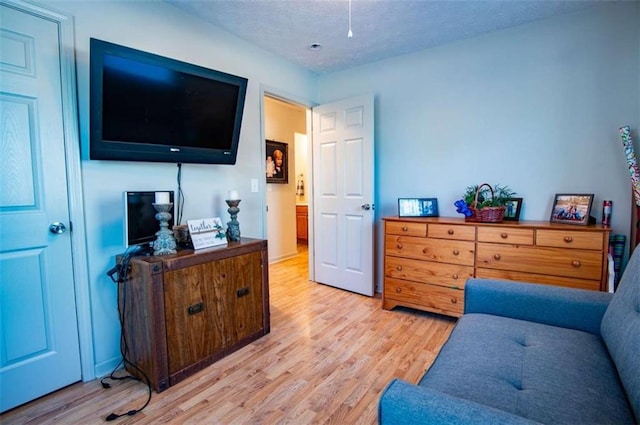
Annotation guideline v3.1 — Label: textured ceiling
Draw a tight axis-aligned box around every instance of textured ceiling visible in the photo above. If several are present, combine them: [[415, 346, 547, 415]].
[[166, 0, 602, 74]]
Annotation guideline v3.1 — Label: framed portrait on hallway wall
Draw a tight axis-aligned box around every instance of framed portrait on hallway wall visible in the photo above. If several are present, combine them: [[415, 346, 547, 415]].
[[266, 140, 288, 184]]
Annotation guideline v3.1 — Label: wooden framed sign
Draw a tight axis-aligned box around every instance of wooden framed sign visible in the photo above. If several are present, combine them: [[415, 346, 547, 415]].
[[187, 217, 227, 249]]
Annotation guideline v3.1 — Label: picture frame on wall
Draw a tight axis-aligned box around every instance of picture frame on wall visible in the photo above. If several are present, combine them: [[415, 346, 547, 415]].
[[398, 198, 439, 217], [503, 197, 523, 221], [265, 140, 288, 184], [549, 193, 594, 226]]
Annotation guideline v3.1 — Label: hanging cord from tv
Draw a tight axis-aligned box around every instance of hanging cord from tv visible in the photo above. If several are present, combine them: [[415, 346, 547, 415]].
[[176, 163, 184, 225], [103, 247, 153, 421]]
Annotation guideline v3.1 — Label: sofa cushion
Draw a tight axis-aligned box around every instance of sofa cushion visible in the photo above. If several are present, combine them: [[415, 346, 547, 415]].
[[601, 247, 640, 422], [379, 378, 540, 425], [419, 313, 635, 424]]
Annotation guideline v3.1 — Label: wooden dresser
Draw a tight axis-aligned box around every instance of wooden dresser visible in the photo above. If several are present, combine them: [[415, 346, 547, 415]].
[[382, 217, 610, 317], [119, 238, 269, 392]]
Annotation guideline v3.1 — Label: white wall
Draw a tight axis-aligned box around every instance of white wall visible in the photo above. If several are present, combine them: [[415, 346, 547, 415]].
[[295, 133, 309, 205], [317, 3, 640, 291], [53, 0, 316, 378]]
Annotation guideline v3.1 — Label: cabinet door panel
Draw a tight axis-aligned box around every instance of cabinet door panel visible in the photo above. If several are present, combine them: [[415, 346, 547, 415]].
[[163, 262, 226, 375], [296, 214, 308, 240], [296, 205, 308, 241], [223, 251, 264, 343]]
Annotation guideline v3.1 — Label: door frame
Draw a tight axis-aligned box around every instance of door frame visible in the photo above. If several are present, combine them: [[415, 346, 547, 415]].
[[259, 86, 316, 279], [4, 0, 95, 381]]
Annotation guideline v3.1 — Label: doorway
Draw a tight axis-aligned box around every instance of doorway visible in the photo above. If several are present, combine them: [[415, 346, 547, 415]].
[[262, 93, 376, 296], [263, 95, 310, 265]]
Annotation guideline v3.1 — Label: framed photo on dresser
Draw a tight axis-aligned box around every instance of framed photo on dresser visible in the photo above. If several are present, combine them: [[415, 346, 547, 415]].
[[503, 198, 523, 221], [550, 193, 594, 225], [398, 198, 439, 217]]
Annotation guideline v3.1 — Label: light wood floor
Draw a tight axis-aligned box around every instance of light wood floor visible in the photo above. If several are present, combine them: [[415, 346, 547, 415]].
[[1, 245, 456, 424]]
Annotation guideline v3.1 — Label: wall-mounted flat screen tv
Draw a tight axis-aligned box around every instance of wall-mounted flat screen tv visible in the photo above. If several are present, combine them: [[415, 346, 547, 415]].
[[90, 38, 248, 164]]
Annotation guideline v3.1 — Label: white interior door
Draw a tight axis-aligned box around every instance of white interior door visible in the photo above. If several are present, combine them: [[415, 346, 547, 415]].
[[0, 3, 81, 412], [312, 95, 375, 296]]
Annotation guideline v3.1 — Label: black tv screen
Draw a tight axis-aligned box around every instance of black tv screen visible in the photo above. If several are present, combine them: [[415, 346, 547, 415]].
[[90, 38, 248, 164], [124, 191, 175, 248]]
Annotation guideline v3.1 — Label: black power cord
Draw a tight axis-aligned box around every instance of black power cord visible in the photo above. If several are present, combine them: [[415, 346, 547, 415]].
[[102, 248, 153, 421], [176, 163, 184, 225]]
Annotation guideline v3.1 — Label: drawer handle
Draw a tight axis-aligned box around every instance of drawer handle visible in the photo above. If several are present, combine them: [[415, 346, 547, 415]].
[[453, 249, 460, 256], [448, 229, 454, 235], [237, 287, 250, 298], [494, 254, 501, 260], [187, 302, 204, 315], [397, 243, 403, 249], [451, 298, 457, 304], [395, 288, 402, 293], [572, 260, 581, 268], [501, 232, 508, 239], [402, 226, 408, 232], [452, 274, 459, 280], [564, 236, 573, 243], [396, 266, 403, 271]]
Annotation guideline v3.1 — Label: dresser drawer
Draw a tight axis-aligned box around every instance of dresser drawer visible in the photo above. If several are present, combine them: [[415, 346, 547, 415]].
[[385, 235, 475, 266], [475, 268, 601, 291], [536, 230, 603, 250], [385, 256, 471, 289], [384, 277, 464, 316], [386, 221, 427, 237], [476, 243, 602, 280], [428, 224, 475, 241], [477, 226, 534, 245]]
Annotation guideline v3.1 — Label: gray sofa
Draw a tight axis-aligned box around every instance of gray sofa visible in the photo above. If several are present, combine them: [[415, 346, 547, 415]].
[[379, 246, 640, 424]]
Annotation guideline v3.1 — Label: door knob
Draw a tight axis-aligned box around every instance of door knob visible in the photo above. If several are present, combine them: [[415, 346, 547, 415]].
[[49, 222, 67, 234], [361, 203, 371, 210]]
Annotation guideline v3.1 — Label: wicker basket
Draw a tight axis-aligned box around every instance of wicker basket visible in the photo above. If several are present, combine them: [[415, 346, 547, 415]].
[[465, 183, 506, 223]]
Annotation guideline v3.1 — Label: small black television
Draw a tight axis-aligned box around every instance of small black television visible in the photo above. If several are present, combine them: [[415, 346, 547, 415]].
[[90, 38, 248, 164], [124, 191, 175, 249]]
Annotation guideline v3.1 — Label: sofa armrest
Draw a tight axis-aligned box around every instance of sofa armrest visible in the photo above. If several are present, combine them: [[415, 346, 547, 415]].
[[378, 378, 540, 425], [464, 278, 612, 335]]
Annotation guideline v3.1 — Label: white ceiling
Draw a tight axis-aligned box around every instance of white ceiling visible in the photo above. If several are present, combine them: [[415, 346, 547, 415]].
[[166, 0, 604, 75]]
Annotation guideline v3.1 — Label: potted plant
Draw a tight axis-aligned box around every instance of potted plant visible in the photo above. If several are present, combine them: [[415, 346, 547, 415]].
[[455, 183, 516, 222]]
